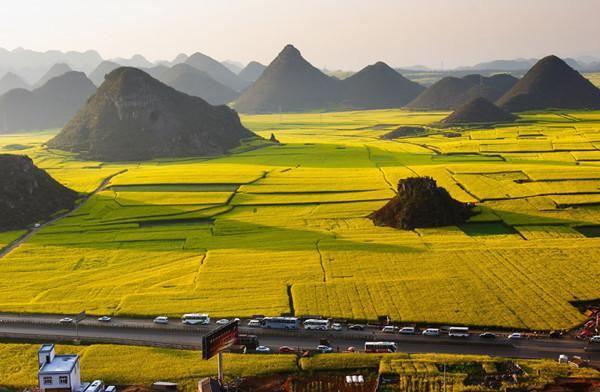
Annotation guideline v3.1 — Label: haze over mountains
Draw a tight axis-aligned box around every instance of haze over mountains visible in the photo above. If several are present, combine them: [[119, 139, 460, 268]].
[[48, 67, 256, 161], [0, 72, 29, 95], [235, 45, 426, 113], [0, 71, 96, 133], [406, 74, 518, 110]]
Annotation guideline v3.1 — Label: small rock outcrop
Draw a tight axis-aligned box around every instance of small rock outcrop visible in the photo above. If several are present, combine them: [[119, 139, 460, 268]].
[[381, 126, 426, 139], [370, 177, 475, 230], [0, 154, 78, 231]]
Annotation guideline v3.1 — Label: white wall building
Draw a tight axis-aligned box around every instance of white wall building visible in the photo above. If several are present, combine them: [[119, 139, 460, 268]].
[[38, 344, 81, 392]]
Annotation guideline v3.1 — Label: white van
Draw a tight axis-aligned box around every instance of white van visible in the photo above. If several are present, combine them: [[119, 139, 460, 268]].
[[399, 327, 416, 335], [303, 319, 330, 330], [153, 316, 169, 324]]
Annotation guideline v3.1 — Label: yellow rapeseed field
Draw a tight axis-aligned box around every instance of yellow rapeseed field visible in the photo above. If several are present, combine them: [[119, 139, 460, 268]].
[[0, 109, 599, 330]]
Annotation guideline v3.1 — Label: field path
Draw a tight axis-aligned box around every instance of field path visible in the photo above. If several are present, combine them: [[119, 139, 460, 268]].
[[0, 169, 128, 260]]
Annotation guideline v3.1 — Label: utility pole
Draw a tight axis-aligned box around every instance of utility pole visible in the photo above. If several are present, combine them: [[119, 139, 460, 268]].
[[443, 362, 447, 392]]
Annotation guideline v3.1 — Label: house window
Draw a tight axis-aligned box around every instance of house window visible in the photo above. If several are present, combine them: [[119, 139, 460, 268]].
[[43, 376, 53, 385], [59, 375, 68, 384]]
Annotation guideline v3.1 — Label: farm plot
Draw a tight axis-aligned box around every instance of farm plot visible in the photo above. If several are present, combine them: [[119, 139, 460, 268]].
[[0, 110, 600, 330]]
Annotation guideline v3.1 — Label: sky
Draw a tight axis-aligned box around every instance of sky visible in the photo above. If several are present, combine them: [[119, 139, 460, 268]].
[[1, 0, 600, 70]]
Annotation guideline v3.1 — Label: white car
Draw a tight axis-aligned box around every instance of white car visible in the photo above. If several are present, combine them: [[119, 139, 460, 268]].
[[316, 345, 333, 353], [215, 319, 230, 325], [153, 316, 169, 324], [255, 346, 271, 353], [59, 317, 74, 324], [422, 328, 440, 336], [381, 325, 397, 333], [590, 335, 600, 343], [331, 323, 342, 331], [508, 332, 523, 340], [247, 319, 261, 328], [399, 327, 416, 335], [97, 316, 112, 322]]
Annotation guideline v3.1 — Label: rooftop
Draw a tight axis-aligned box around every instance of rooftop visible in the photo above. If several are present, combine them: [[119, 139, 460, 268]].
[[39, 344, 54, 353], [39, 354, 78, 374]]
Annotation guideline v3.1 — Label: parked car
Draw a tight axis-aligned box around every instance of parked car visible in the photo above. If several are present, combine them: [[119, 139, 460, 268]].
[[348, 324, 365, 331], [33, 223, 41, 228], [247, 319, 261, 327], [153, 316, 169, 324], [479, 332, 497, 339], [59, 317, 74, 324], [549, 330, 564, 339], [590, 335, 600, 343], [508, 332, 523, 340], [316, 345, 333, 353], [331, 323, 342, 331], [345, 346, 357, 353], [422, 328, 440, 336], [97, 316, 111, 322], [278, 346, 296, 354], [215, 319, 230, 325], [255, 346, 271, 353], [399, 327, 416, 335], [381, 326, 397, 333]]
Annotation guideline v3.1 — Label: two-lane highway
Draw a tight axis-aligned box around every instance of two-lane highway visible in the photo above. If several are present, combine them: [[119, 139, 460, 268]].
[[0, 313, 598, 362]]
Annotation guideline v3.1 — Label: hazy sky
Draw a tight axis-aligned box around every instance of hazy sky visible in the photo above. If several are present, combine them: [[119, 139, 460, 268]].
[[2, 0, 599, 69]]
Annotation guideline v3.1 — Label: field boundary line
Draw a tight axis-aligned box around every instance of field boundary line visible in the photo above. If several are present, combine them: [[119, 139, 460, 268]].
[[0, 169, 128, 260]]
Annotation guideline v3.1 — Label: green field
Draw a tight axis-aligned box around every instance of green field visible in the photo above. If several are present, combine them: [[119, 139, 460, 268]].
[[0, 343, 597, 391], [1, 109, 600, 330]]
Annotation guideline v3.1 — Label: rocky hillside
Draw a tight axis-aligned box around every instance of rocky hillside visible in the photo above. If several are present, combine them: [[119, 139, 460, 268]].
[[0, 154, 78, 231], [340, 62, 425, 109], [370, 177, 475, 230], [497, 55, 600, 111], [48, 67, 256, 161], [406, 74, 518, 110], [440, 97, 517, 125], [238, 61, 266, 82], [34, 63, 72, 88], [235, 45, 340, 113]]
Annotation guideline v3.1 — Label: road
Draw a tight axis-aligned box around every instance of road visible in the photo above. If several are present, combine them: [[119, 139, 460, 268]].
[[0, 169, 127, 259], [0, 313, 598, 362]]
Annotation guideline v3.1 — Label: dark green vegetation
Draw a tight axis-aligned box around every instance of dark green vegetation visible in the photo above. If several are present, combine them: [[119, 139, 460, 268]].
[[439, 97, 518, 125], [497, 55, 600, 111], [47, 67, 256, 161], [0, 154, 78, 231], [0, 71, 96, 133], [405, 73, 518, 110], [235, 45, 425, 113], [158, 63, 239, 105], [369, 177, 475, 230]]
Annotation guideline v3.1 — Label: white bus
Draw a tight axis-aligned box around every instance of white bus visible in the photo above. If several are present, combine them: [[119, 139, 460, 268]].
[[181, 313, 210, 325], [303, 319, 330, 330], [364, 341, 397, 353], [448, 327, 470, 337], [261, 317, 300, 329]]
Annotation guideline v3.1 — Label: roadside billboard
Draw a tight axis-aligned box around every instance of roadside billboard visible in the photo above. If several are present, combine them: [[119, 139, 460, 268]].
[[202, 321, 239, 360]]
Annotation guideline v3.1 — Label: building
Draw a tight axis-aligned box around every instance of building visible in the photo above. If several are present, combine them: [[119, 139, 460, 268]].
[[38, 344, 81, 392]]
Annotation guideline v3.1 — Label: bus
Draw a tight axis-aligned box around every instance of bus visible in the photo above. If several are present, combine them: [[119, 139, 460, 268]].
[[181, 313, 210, 325], [303, 319, 330, 330], [261, 317, 300, 329], [448, 327, 470, 337], [364, 341, 397, 353]]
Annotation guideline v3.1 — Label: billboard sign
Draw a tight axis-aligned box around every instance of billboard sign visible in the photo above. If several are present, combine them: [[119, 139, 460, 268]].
[[202, 320, 239, 360]]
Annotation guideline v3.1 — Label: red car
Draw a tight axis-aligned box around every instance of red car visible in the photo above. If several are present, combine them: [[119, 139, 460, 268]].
[[278, 346, 297, 354]]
